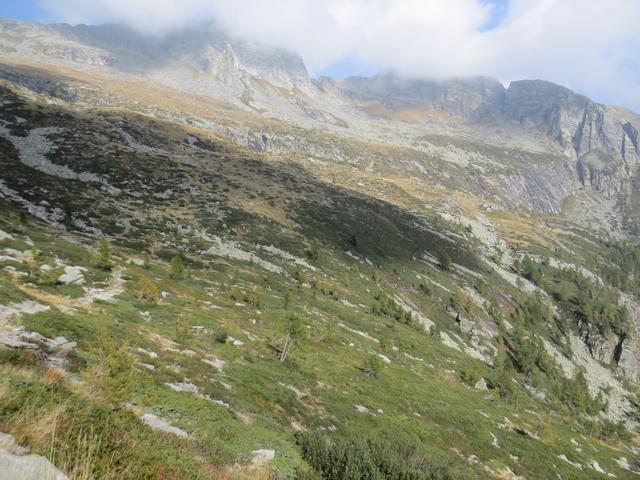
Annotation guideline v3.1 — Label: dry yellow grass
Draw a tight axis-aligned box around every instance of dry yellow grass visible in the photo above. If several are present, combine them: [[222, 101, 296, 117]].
[[4, 404, 67, 448], [489, 210, 554, 249], [44, 367, 66, 384], [13, 282, 72, 308]]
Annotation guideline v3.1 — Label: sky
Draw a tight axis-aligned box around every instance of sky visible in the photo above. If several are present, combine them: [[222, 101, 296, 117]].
[[1, 0, 639, 111]]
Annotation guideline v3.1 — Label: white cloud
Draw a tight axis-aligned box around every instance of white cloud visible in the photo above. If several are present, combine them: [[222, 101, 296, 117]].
[[39, 0, 215, 35], [38, 0, 640, 111]]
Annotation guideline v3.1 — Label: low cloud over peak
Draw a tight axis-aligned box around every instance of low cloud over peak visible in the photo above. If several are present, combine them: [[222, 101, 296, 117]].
[[37, 0, 640, 111]]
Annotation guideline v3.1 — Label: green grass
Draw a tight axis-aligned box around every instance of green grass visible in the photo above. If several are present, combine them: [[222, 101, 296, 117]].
[[0, 81, 637, 479], [0, 182, 635, 479]]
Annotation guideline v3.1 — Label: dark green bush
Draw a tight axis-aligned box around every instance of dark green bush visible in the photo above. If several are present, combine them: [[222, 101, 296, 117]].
[[297, 432, 455, 480], [371, 293, 413, 326]]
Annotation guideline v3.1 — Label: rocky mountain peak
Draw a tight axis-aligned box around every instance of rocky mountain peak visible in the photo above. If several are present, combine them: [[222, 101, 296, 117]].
[[504, 79, 591, 121], [0, 18, 311, 88]]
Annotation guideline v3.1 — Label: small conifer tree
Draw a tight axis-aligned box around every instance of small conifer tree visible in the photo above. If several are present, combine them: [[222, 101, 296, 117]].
[[362, 355, 383, 378], [96, 238, 113, 271], [170, 254, 185, 279], [143, 253, 151, 270], [280, 313, 305, 361], [137, 275, 159, 303]]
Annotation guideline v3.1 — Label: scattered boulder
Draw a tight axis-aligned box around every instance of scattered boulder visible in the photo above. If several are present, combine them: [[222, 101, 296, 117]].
[[589, 460, 605, 474], [290, 421, 305, 432], [50, 336, 76, 352], [616, 457, 635, 472], [228, 336, 244, 346], [57, 266, 86, 285], [558, 454, 582, 469], [202, 357, 226, 370], [570, 438, 582, 452], [355, 404, 376, 415], [0, 319, 76, 375], [1, 248, 33, 263], [141, 414, 188, 438], [205, 396, 229, 408], [75, 268, 125, 305], [489, 432, 499, 448], [3, 266, 27, 278], [474, 378, 489, 391], [378, 353, 391, 364], [136, 347, 158, 359], [0, 432, 68, 480], [0, 301, 50, 323], [499, 417, 538, 439], [0, 329, 75, 353], [279, 383, 305, 399], [0, 433, 29, 456], [250, 449, 275, 467], [0, 450, 69, 480], [492, 466, 525, 480], [166, 381, 199, 394]]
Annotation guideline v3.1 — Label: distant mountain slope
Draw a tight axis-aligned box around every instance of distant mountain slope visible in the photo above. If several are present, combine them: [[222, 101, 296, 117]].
[[1, 17, 638, 235]]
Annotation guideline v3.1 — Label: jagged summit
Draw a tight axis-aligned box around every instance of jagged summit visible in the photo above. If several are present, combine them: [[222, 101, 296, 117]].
[[0, 18, 311, 86]]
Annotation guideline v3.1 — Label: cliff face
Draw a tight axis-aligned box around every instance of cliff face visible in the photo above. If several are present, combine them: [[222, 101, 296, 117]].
[[341, 75, 640, 170], [502, 81, 640, 207], [340, 75, 640, 219], [504, 80, 639, 175], [502, 80, 591, 146]]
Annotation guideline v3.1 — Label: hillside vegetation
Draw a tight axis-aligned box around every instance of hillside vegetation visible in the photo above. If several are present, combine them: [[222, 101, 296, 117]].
[[0, 78, 639, 479]]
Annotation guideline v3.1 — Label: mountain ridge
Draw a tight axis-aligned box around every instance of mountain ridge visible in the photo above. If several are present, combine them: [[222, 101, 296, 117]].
[[2, 17, 639, 236]]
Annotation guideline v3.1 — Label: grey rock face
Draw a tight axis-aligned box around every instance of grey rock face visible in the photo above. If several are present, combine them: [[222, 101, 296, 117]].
[[339, 74, 640, 213], [0, 433, 29, 456], [501, 81, 640, 200], [616, 294, 640, 384], [474, 378, 489, 391], [503, 80, 590, 136], [499, 161, 577, 214]]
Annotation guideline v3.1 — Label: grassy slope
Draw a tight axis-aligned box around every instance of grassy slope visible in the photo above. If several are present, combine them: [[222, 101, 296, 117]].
[[0, 78, 638, 479], [0, 199, 636, 480]]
